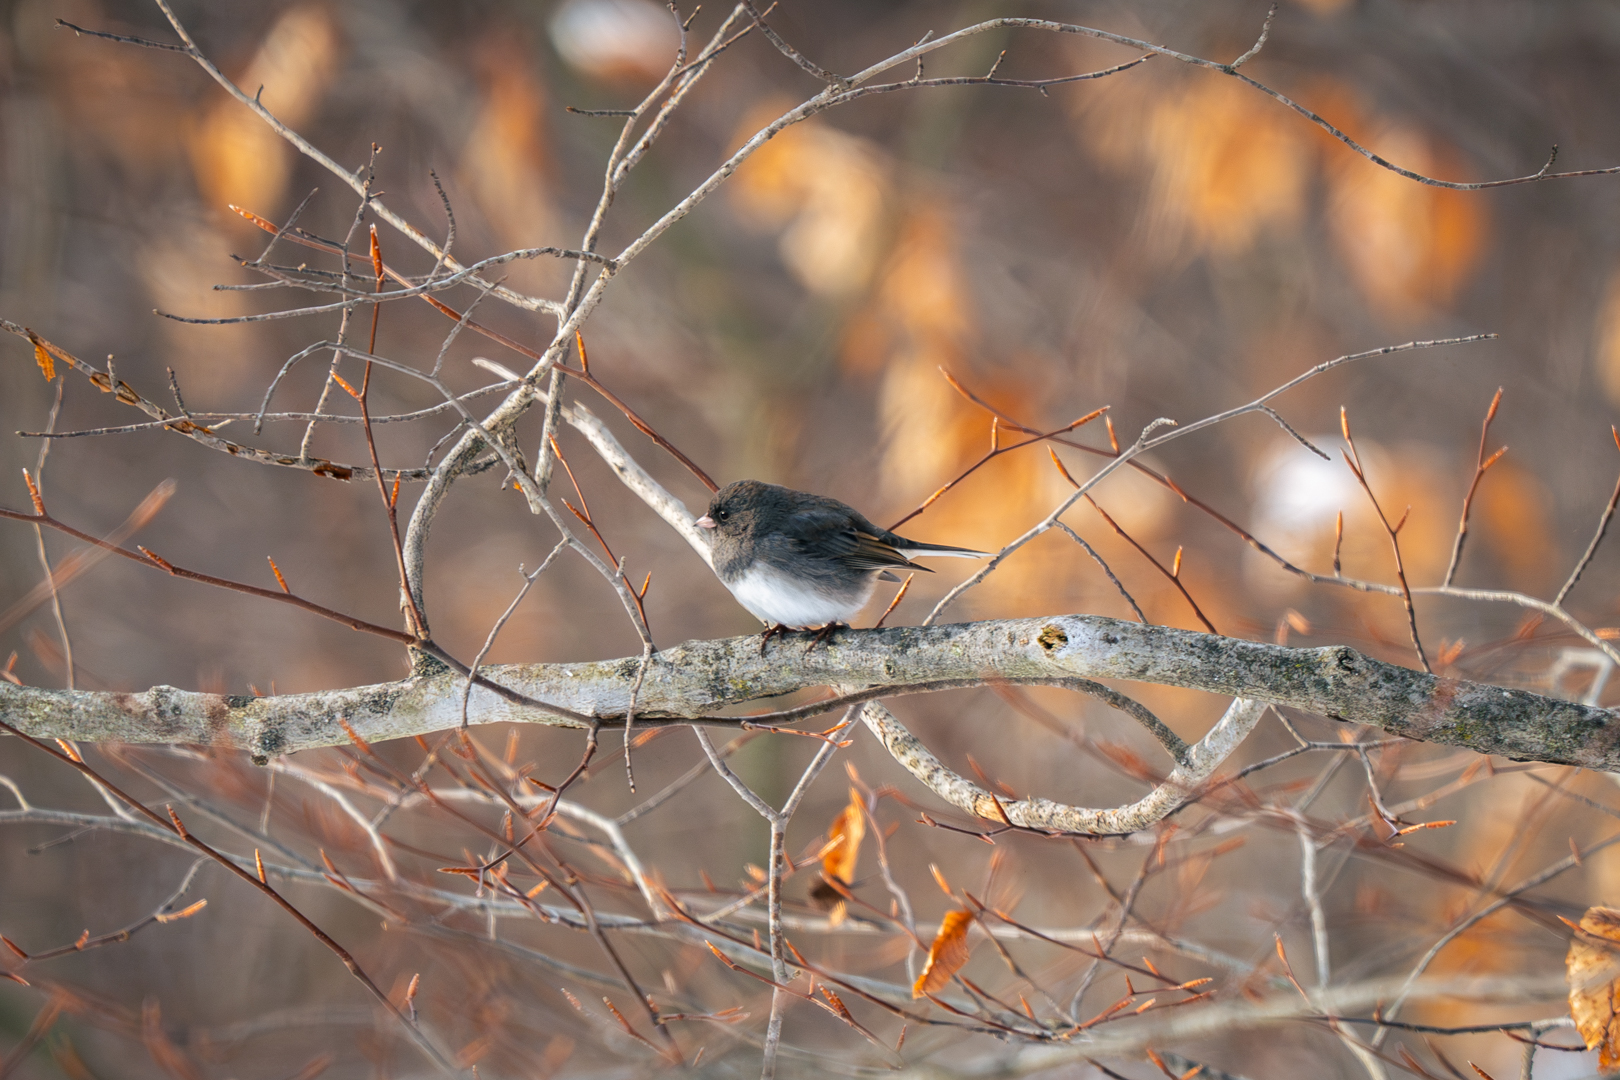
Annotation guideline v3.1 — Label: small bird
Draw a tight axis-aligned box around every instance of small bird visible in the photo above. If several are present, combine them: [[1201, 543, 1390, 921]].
[[696, 479, 991, 650]]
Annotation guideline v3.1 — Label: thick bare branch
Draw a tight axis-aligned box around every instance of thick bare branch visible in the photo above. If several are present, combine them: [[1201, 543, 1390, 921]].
[[4, 615, 1615, 770]]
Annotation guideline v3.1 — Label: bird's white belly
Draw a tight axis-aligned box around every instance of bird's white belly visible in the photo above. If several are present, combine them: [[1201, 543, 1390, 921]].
[[726, 565, 872, 628]]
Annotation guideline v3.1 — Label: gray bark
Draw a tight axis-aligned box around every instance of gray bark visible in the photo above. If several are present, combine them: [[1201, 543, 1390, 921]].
[[2, 614, 1612, 769]]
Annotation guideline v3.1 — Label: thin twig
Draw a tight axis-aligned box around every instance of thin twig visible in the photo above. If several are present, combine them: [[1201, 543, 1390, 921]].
[[1341, 408, 1429, 672], [28, 379, 74, 690], [1053, 521, 1147, 624], [1443, 387, 1506, 588], [1079, 489, 1217, 635], [1227, 3, 1277, 70], [1554, 425, 1620, 606]]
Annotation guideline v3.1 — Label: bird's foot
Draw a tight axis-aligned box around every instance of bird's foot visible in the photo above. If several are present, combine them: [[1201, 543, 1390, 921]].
[[758, 624, 792, 655], [804, 622, 845, 653]]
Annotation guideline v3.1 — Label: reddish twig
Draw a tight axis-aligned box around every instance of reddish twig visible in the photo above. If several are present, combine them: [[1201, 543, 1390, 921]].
[[0, 503, 414, 645], [1340, 408, 1429, 672], [553, 361, 717, 492], [871, 573, 915, 629], [1555, 425, 1620, 607], [550, 435, 615, 564], [8, 323, 410, 481], [0, 478, 174, 638], [1443, 387, 1506, 587], [350, 222, 429, 638], [1049, 453, 1216, 634], [548, 435, 651, 631], [424, 738, 681, 1063], [887, 368, 1105, 531]]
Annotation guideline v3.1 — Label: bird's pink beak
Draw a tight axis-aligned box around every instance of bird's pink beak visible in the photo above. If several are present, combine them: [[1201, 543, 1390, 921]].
[[696, 515, 716, 530]]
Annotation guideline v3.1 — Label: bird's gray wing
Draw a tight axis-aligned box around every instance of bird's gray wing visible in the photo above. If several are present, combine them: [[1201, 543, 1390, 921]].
[[784, 505, 934, 573]]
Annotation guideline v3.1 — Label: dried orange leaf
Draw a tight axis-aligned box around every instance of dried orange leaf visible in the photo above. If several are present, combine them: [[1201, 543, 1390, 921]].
[[819, 985, 852, 1020], [822, 789, 866, 886], [913, 909, 974, 998], [31, 336, 54, 381], [1391, 819, 1456, 837], [1569, 905, 1620, 1067], [229, 205, 281, 233], [155, 899, 208, 924]]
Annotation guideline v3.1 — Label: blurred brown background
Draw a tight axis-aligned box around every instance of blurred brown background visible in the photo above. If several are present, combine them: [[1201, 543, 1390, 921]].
[[4, 1, 1620, 1076]]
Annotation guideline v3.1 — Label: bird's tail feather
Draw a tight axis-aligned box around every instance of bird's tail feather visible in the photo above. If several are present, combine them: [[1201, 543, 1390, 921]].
[[893, 541, 992, 559]]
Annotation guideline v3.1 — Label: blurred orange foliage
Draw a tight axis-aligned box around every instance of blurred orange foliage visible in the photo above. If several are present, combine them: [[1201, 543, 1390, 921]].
[[1472, 458, 1557, 593], [187, 6, 341, 219], [1076, 71, 1309, 256], [460, 31, 560, 287], [1075, 71, 1488, 322], [1326, 121, 1488, 322], [730, 105, 890, 298], [1595, 269, 1620, 409]]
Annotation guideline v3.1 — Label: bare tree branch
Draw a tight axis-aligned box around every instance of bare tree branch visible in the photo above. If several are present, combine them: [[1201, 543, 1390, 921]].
[[5, 615, 1615, 770]]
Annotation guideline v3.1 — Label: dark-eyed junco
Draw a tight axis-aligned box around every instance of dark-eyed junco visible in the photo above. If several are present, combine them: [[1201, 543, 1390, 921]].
[[696, 479, 991, 647]]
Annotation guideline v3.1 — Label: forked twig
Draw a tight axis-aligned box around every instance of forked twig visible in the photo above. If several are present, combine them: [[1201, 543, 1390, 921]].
[[887, 391, 1106, 532], [1052, 521, 1147, 624], [1048, 452, 1216, 635], [1443, 387, 1506, 588], [1340, 408, 1429, 673]]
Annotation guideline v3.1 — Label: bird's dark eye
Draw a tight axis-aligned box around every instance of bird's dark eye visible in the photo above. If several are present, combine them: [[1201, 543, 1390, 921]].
[[715, 509, 729, 522]]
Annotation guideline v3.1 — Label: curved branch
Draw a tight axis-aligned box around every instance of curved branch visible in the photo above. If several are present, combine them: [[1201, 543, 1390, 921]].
[[858, 698, 1262, 836]]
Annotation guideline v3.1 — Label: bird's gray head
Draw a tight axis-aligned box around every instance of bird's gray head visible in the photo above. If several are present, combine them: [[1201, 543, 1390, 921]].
[[695, 479, 782, 543]]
